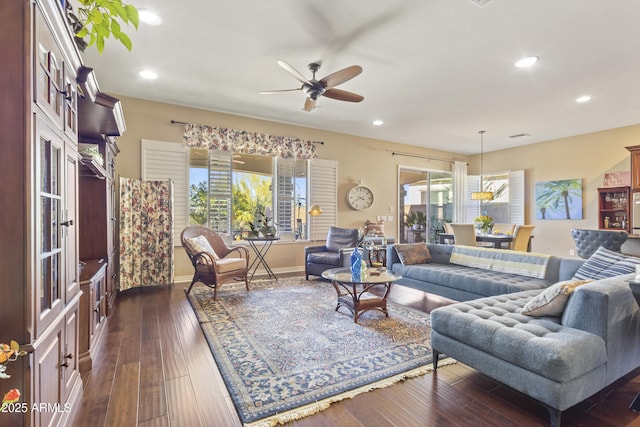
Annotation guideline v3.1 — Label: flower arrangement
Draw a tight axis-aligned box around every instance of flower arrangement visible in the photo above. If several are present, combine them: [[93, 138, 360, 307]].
[[474, 213, 494, 234], [1, 341, 27, 411]]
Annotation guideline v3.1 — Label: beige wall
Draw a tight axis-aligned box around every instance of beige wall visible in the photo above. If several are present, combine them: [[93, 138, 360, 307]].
[[471, 125, 640, 257], [113, 96, 465, 280], [114, 95, 640, 279]]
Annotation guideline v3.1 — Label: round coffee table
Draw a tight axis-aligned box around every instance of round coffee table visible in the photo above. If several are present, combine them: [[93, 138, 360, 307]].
[[322, 267, 402, 323]]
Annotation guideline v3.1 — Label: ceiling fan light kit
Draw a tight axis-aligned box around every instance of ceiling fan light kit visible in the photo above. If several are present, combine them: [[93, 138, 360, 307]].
[[261, 60, 364, 112]]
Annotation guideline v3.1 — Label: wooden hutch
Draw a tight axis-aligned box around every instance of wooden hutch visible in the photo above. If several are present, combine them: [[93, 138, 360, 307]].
[[0, 1, 124, 425], [597, 186, 630, 233]]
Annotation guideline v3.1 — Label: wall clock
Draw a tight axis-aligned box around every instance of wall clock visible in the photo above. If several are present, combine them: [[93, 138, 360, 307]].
[[347, 185, 374, 210]]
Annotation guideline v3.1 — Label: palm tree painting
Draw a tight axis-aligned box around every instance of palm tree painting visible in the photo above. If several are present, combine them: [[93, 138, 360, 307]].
[[535, 179, 583, 220]]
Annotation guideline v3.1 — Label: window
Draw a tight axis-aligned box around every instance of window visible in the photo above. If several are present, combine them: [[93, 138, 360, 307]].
[[467, 170, 525, 224], [399, 167, 453, 244], [142, 142, 336, 245], [189, 150, 322, 241]]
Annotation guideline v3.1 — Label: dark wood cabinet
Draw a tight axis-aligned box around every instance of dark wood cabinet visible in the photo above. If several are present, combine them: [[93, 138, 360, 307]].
[[78, 260, 107, 373], [1, 1, 84, 425], [0, 1, 125, 424], [626, 145, 640, 191], [597, 186, 630, 233]]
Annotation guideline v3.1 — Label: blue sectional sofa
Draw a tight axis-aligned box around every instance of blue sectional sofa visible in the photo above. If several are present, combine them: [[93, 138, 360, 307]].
[[386, 243, 584, 301], [386, 243, 640, 427]]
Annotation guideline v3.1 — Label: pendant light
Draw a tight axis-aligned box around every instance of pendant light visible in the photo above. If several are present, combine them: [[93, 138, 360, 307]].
[[471, 130, 494, 201]]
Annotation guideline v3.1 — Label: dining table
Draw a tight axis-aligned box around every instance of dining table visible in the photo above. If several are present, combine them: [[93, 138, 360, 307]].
[[438, 233, 517, 250]]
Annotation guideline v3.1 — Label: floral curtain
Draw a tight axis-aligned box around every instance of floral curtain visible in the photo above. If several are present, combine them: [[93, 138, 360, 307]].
[[119, 178, 174, 291], [182, 123, 319, 159]]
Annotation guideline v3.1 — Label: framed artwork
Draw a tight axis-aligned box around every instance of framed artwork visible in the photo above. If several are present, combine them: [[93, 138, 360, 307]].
[[535, 179, 583, 220]]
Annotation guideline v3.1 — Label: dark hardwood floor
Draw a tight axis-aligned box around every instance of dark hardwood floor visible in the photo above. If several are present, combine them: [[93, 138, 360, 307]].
[[72, 278, 640, 427]]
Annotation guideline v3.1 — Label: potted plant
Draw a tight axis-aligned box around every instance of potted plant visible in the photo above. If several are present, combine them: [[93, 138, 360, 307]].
[[259, 212, 278, 238], [404, 212, 417, 229], [414, 211, 427, 230]]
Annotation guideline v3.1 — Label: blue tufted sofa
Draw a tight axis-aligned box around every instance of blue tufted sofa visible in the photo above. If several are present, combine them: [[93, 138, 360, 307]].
[[386, 243, 584, 301], [386, 243, 640, 426], [430, 274, 640, 426]]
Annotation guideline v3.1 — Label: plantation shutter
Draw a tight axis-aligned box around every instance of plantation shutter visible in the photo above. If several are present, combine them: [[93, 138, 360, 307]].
[[309, 158, 337, 240], [275, 158, 296, 239], [466, 175, 481, 223], [509, 170, 525, 224], [141, 140, 188, 245], [208, 151, 233, 237]]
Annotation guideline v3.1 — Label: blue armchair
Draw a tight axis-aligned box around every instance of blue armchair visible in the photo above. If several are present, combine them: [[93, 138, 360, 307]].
[[305, 227, 360, 279]]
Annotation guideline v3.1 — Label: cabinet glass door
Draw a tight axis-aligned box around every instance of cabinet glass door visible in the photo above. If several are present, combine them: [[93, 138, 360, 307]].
[[36, 119, 65, 336]]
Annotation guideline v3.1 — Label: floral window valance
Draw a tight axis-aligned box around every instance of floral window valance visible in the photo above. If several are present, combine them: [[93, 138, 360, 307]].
[[182, 123, 319, 159]]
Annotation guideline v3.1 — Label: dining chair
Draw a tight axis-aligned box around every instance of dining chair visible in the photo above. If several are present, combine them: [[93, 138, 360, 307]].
[[510, 225, 535, 251], [449, 223, 477, 246], [181, 225, 250, 298]]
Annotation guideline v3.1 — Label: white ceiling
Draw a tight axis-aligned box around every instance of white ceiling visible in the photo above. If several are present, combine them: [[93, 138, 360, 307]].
[[79, 0, 640, 155]]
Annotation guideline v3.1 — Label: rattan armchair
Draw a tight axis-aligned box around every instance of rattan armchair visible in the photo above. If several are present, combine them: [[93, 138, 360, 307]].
[[181, 225, 249, 299]]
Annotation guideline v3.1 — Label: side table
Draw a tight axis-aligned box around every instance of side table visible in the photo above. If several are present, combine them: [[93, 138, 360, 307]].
[[322, 267, 402, 323], [245, 237, 280, 281]]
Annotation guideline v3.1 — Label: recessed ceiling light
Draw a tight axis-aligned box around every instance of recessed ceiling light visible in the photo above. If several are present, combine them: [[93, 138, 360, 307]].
[[576, 95, 592, 103], [139, 70, 158, 80], [138, 10, 163, 25], [514, 56, 539, 68], [372, 119, 384, 126]]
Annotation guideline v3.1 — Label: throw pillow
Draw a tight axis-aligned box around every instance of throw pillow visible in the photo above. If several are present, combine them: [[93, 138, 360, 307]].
[[394, 243, 432, 266], [521, 279, 593, 317], [366, 219, 385, 236], [594, 258, 640, 279], [184, 235, 219, 263], [573, 246, 638, 280]]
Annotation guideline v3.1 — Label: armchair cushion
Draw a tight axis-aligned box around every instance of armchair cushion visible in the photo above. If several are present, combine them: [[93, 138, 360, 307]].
[[325, 227, 360, 252], [307, 252, 342, 267], [184, 235, 219, 262], [196, 257, 247, 274]]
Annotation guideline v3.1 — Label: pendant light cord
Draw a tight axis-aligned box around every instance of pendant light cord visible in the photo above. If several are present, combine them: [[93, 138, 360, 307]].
[[479, 130, 486, 190]]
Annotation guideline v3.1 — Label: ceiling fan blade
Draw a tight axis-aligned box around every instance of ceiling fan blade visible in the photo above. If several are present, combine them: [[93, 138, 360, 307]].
[[320, 65, 362, 89], [277, 60, 312, 85], [303, 97, 316, 112], [323, 88, 364, 103], [259, 88, 302, 94]]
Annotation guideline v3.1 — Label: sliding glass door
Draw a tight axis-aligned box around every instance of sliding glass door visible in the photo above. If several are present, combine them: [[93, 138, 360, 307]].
[[399, 167, 453, 244]]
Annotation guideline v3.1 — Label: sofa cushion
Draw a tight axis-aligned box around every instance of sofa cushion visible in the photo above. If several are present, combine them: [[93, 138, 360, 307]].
[[430, 292, 607, 382], [450, 246, 551, 279], [393, 263, 551, 296], [394, 243, 432, 265], [573, 246, 640, 280], [521, 279, 593, 317]]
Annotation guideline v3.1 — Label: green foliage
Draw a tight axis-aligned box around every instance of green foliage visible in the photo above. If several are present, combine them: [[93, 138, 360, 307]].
[[189, 173, 273, 233], [70, 0, 139, 54], [232, 174, 272, 231]]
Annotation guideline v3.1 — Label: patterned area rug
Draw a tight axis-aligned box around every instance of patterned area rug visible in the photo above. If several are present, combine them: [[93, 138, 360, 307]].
[[186, 277, 453, 426]]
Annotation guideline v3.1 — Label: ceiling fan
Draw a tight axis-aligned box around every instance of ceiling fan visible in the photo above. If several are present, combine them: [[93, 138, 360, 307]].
[[261, 60, 364, 111]]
